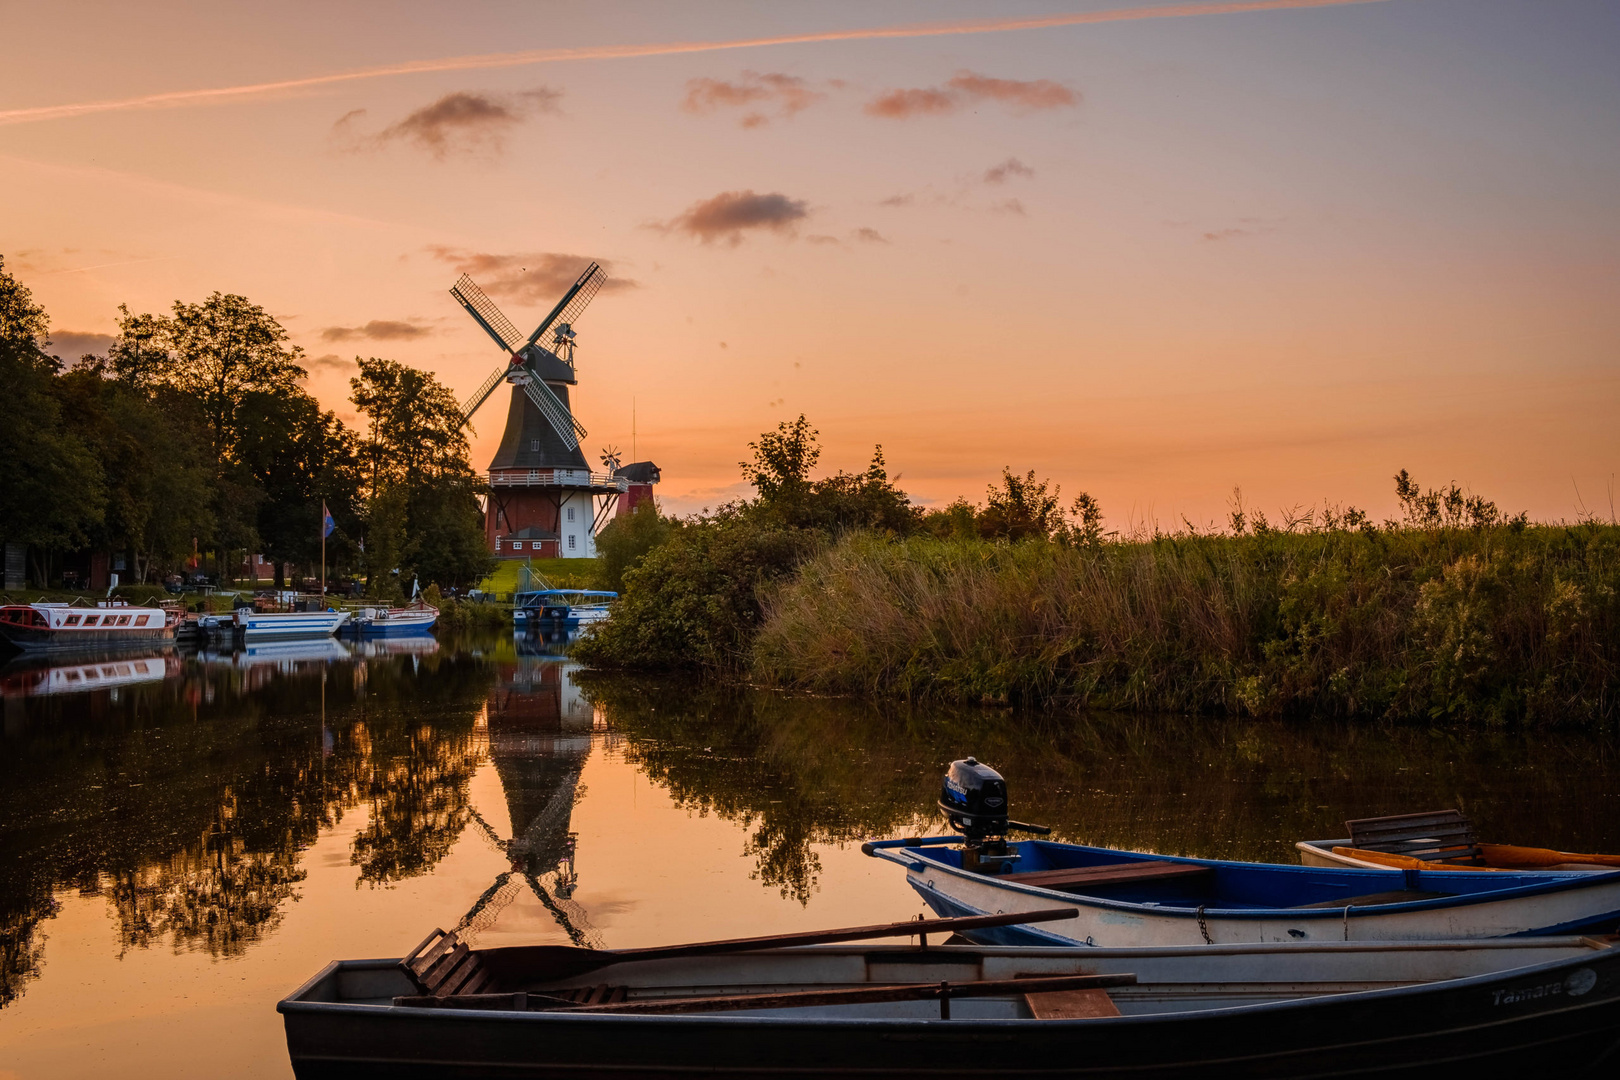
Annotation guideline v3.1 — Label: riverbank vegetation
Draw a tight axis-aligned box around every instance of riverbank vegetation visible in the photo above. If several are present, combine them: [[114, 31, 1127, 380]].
[[578, 416, 1619, 728], [0, 255, 489, 594]]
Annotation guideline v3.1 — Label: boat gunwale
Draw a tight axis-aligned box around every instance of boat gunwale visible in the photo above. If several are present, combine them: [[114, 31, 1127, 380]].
[[871, 839, 1620, 922]]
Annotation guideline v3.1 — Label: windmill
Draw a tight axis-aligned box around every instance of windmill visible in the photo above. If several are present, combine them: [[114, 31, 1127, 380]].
[[450, 263, 626, 559]]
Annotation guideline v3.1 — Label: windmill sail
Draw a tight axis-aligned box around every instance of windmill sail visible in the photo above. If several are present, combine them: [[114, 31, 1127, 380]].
[[522, 376, 588, 450], [459, 365, 508, 424], [525, 263, 604, 354], [451, 275, 524, 353]]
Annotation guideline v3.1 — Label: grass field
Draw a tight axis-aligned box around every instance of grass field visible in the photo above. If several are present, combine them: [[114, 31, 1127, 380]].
[[477, 556, 597, 596]]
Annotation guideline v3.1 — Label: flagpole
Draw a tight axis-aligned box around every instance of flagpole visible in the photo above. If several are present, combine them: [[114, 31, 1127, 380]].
[[321, 501, 327, 602]]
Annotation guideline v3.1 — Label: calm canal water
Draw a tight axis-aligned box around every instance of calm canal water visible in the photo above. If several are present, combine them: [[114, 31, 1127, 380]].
[[2, 632, 1618, 1077]]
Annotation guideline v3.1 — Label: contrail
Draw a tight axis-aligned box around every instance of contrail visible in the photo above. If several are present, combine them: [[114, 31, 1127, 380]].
[[0, 1, 1396, 127]]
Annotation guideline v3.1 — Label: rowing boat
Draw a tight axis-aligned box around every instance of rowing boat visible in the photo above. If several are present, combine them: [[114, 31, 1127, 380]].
[[279, 913, 1620, 1079]]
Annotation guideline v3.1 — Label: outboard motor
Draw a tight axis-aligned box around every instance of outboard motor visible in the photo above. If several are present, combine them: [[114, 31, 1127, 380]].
[[939, 757, 1050, 873]]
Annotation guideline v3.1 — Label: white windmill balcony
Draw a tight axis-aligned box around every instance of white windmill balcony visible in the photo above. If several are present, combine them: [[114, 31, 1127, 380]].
[[488, 468, 627, 493]]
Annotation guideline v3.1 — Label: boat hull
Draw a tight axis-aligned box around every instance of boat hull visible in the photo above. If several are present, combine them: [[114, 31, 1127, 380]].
[[280, 940, 1620, 1079], [0, 624, 173, 651], [341, 611, 437, 636], [235, 610, 350, 640], [870, 841, 1620, 947]]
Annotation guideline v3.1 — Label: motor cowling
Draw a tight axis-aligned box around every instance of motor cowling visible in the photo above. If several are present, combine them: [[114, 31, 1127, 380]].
[[939, 757, 1010, 841]]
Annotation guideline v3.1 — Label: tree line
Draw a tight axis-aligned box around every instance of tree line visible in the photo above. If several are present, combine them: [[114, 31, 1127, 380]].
[[0, 255, 490, 595]]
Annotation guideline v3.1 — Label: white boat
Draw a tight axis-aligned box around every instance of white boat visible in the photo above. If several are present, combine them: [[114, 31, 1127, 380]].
[[0, 654, 174, 696], [0, 600, 177, 651], [233, 608, 350, 641], [342, 604, 437, 636]]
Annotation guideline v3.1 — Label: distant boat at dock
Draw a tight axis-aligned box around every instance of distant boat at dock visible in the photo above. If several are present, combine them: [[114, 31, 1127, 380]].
[[341, 603, 437, 636], [234, 607, 350, 641], [513, 589, 615, 632], [0, 600, 178, 652]]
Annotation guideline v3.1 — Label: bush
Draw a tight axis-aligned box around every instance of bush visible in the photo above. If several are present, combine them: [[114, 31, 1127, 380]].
[[593, 504, 675, 593]]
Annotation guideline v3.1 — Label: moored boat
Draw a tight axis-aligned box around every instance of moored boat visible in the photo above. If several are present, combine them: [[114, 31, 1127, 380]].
[[279, 913, 1620, 1079], [234, 607, 350, 641], [1297, 809, 1620, 873], [513, 589, 615, 631], [0, 600, 177, 652], [341, 602, 437, 636], [864, 759, 1620, 947]]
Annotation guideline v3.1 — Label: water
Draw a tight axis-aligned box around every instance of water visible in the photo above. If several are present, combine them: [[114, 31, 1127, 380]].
[[1, 633, 1617, 1077]]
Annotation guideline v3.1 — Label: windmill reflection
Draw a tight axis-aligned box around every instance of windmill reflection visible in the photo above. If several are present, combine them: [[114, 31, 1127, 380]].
[[459, 645, 603, 948]]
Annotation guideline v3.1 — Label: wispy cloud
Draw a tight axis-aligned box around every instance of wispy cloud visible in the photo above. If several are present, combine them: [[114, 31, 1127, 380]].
[[306, 353, 358, 373], [319, 319, 431, 342], [682, 72, 828, 127], [654, 191, 810, 246], [983, 157, 1035, 184], [336, 88, 562, 159], [0, 2, 1398, 128], [851, 227, 889, 243], [878, 194, 915, 208], [867, 72, 1078, 119], [427, 248, 634, 303]]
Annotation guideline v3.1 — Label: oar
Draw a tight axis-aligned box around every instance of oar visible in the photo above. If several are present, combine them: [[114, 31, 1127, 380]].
[[471, 907, 1081, 983], [1479, 844, 1620, 869]]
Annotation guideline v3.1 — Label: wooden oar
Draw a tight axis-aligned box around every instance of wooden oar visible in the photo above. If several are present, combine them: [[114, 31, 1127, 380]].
[[401, 972, 1137, 1016], [474, 908, 1081, 983], [1333, 845, 1620, 872], [1479, 844, 1620, 869]]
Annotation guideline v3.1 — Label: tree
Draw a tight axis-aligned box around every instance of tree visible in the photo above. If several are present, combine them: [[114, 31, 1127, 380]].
[[978, 468, 1063, 542], [0, 256, 105, 583], [349, 357, 491, 590], [742, 416, 916, 533], [164, 292, 307, 461]]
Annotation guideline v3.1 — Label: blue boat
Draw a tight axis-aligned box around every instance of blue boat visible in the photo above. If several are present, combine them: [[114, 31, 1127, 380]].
[[513, 589, 615, 632], [863, 758, 1620, 947]]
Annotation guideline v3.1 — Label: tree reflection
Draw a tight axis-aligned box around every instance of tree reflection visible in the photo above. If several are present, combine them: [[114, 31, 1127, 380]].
[[581, 674, 1620, 904], [0, 644, 494, 1004]]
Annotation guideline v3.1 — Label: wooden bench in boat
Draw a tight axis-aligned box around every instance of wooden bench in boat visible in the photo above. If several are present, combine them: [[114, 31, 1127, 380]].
[[996, 860, 1215, 892], [1346, 810, 1485, 867], [399, 928, 499, 999]]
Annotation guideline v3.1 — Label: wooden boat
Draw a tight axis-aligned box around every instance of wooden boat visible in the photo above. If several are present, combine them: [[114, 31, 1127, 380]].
[[279, 911, 1620, 1079], [862, 760, 1620, 948], [341, 602, 437, 636], [0, 600, 177, 652], [1299, 809, 1620, 873]]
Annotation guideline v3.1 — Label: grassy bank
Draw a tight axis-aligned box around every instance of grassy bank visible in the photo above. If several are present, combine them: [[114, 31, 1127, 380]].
[[751, 525, 1620, 727]]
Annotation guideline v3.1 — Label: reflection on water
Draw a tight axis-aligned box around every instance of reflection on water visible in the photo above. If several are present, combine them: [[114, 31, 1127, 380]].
[[1, 634, 1618, 1074]]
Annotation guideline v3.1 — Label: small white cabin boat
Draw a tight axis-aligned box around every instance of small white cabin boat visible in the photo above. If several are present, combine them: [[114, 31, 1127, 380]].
[[342, 603, 437, 636], [0, 600, 176, 652], [234, 607, 350, 641]]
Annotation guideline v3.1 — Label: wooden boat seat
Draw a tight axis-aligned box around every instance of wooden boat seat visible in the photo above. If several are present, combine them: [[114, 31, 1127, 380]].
[[1024, 988, 1120, 1019], [398, 928, 499, 999], [1346, 810, 1485, 867], [997, 861, 1215, 892]]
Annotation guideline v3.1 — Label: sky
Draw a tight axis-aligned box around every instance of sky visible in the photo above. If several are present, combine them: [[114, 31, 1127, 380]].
[[3, 0, 1618, 527]]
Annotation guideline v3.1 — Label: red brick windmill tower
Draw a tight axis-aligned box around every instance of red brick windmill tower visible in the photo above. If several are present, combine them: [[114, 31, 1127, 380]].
[[450, 264, 625, 559]]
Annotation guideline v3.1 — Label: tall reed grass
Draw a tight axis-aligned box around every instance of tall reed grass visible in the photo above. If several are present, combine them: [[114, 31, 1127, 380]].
[[751, 524, 1620, 727]]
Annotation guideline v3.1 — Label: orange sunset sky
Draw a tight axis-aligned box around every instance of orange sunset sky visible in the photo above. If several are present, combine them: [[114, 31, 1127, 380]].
[[4, 0, 1617, 526]]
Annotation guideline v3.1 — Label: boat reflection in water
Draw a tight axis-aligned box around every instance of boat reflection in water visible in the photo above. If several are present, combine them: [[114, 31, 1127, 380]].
[[458, 644, 603, 948], [0, 652, 179, 698]]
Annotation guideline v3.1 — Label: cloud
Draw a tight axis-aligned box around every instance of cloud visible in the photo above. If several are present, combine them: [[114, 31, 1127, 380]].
[[851, 227, 888, 243], [995, 198, 1027, 216], [305, 353, 357, 372], [427, 248, 635, 303], [983, 157, 1035, 184], [682, 71, 825, 126], [340, 88, 562, 159], [319, 320, 431, 342], [654, 190, 810, 246], [806, 234, 841, 245], [865, 88, 958, 119], [865, 70, 1078, 119], [878, 194, 914, 207], [46, 330, 115, 360]]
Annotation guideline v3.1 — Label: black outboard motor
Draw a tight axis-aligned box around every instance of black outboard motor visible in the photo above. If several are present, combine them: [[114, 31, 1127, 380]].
[[939, 757, 1050, 873]]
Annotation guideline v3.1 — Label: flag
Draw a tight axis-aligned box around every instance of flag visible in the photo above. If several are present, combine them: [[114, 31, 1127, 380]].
[[322, 502, 336, 539]]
